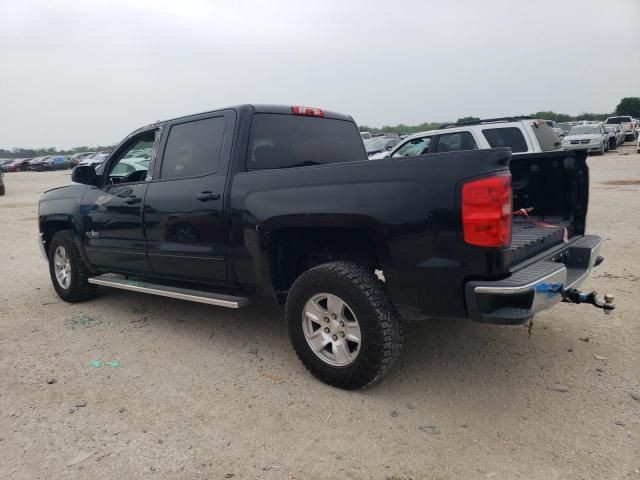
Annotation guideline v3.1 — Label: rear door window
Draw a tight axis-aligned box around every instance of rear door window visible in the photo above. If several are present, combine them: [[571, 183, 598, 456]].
[[391, 136, 433, 157], [247, 114, 366, 170], [434, 131, 478, 153], [482, 127, 528, 153], [160, 116, 226, 179]]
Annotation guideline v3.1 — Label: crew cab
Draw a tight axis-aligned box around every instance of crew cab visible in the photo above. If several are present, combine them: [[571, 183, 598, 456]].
[[368, 117, 562, 160], [38, 104, 611, 389]]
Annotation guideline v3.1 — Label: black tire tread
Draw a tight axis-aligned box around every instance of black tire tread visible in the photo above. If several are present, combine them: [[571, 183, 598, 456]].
[[48, 230, 97, 303], [285, 261, 403, 389]]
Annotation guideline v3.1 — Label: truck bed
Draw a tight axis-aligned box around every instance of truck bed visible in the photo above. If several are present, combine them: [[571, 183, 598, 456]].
[[510, 217, 568, 264]]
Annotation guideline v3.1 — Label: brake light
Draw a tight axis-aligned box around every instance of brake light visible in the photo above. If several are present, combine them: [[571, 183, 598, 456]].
[[292, 105, 324, 117], [462, 174, 512, 247]]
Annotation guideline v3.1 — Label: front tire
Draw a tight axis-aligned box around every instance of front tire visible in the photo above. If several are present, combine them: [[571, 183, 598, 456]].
[[48, 230, 97, 302], [285, 261, 403, 389]]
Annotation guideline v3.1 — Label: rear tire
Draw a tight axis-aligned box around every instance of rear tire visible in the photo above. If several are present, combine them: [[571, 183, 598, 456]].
[[48, 230, 97, 302], [286, 261, 403, 389], [0, 184, 5, 196]]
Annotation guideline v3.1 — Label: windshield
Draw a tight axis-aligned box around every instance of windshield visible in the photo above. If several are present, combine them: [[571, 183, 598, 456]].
[[569, 126, 599, 135]]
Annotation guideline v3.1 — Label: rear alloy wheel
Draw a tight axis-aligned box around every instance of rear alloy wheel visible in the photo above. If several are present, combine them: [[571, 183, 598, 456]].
[[301, 293, 362, 367], [286, 261, 403, 389]]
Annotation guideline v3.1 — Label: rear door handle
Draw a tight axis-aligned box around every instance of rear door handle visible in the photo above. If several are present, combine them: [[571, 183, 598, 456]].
[[196, 191, 221, 201], [124, 195, 141, 204]]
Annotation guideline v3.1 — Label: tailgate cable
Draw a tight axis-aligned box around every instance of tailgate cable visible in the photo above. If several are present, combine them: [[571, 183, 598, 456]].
[[513, 207, 568, 242]]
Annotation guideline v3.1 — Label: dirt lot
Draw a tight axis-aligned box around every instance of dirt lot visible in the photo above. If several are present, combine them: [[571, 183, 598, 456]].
[[1, 146, 639, 480]]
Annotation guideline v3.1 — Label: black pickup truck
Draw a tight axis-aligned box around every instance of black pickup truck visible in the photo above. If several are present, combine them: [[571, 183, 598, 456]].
[[38, 104, 612, 389]]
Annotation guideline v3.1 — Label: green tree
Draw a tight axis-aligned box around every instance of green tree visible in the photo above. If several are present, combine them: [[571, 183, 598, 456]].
[[614, 97, 640, 118], [457, 116, 480, 124]]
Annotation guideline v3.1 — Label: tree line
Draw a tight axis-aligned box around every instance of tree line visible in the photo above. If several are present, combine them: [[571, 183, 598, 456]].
[[2, 98, 639, 157], [359, 97, 640, 135]]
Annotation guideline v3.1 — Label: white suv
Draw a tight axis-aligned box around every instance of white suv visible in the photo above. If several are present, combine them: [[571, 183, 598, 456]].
[[369, 117, 562, 160]]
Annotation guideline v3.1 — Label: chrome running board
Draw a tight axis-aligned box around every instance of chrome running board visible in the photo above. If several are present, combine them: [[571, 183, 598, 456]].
[[88, 274, 249, 308]]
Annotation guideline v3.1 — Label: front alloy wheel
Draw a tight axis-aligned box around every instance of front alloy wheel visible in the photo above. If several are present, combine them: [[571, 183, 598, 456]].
[[53, 246, 72, 289], [48, 230, 97, 302]]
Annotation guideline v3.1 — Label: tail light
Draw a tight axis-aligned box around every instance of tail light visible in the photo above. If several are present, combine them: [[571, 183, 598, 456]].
[[292, 106, 324, 117], [462, 174, 512, 247]]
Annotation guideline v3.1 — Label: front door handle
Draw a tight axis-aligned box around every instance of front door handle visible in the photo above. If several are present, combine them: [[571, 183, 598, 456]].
[[124, 195, 141, 204], [196, 191, 221, 201]]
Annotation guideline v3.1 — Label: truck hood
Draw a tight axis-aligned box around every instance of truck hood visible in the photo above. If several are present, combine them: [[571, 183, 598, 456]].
[[40, 183, 86, 203]]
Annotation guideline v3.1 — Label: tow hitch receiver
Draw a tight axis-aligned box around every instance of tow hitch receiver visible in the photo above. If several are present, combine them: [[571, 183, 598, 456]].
[[561, 288, 615, 314]]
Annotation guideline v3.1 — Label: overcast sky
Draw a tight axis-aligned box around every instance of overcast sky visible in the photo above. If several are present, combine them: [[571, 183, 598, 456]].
[[1, 0, 639, 149]]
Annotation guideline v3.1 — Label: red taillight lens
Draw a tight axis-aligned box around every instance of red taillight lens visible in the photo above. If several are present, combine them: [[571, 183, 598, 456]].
[[292, 105, 324, 117], [462, 174, 512, 248]]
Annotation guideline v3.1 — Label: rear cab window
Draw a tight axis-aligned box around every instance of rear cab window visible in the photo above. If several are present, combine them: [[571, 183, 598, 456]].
[[482, 127, 528, 153], [247, 114, 367, 170]]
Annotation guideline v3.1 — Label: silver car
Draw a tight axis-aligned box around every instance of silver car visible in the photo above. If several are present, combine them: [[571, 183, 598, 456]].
[[562, 125, 607, 155]]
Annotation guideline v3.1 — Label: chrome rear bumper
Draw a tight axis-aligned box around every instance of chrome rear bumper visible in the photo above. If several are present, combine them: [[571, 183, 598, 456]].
[[465, 235, 602, 324]]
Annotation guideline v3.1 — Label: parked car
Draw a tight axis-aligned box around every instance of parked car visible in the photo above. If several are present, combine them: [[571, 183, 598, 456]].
[[370, 117, 561, 160], [360, 131, 372, 141], [109, 157, 149, 176], [43, 156, 73, 170], [605, 116, 635, 141], [78, 153, 108, 168], [365, 136, 400, 157], [69, 152, 97, 166], [38, 104, 610, 389], [0, 171, 5, 195], [602, 126, 618, 150], [557, 122, 575, 135], [2, 158, 31, 172], [29, 156, 52, 171], [562, 125, 607, 154], [611, 124, 625, 146]]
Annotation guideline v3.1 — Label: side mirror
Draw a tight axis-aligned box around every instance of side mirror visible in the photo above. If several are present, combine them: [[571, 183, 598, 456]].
[[72, 165, 99, 185]]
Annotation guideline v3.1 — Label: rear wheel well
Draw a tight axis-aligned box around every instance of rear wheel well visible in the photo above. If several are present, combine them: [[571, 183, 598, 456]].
[[268, 227, 381, 304]]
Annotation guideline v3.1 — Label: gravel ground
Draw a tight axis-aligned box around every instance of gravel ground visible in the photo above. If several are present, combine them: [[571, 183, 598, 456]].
[[1, 145, 639, 480]]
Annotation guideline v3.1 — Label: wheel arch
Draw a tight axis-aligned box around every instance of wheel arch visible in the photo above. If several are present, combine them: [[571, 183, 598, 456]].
[[39, 215, 93, 271], [262, 219, 390, 304]]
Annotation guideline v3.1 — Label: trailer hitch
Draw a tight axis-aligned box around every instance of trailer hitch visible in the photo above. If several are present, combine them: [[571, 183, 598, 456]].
[[561, 288, 615, 314]]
